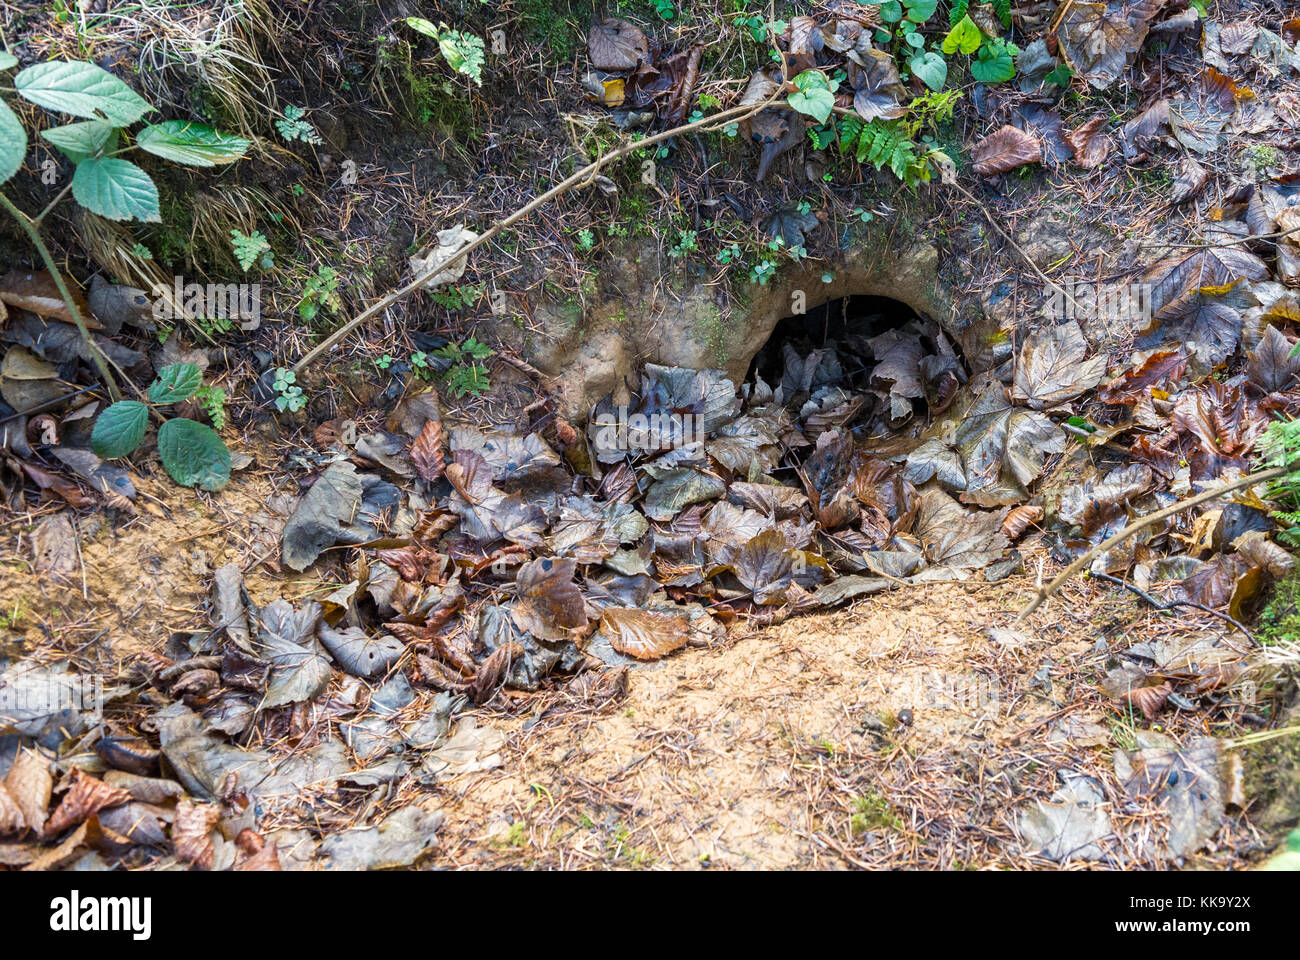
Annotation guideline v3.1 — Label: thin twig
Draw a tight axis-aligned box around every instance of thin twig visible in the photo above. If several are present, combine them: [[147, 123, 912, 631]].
[[946, 180, 1086, 318], [1089, 571, 1255, 648], [1016, 465, 1287, 623], [0, 192, 121, 401], [292, 95, 783, 374]]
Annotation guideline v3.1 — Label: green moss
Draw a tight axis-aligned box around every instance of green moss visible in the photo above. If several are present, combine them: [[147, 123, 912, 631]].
[[1258, 570, 1300, 646], [850, 791, 902, 835]]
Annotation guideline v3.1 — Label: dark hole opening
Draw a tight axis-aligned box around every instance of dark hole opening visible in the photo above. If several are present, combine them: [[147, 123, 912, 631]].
[[746, 295, 968, 428]]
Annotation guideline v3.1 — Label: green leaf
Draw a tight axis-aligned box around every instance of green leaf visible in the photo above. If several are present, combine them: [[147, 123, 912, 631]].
[[14, 60, 151, 125], [437, 29, 485, 85], [0, 51, 17, 71], [909, 51, 948, 91], [904, 0, 938, 22], [1044, 63, 1074, 87], [0, 99, 25, 185], [404, 16, 439, 38], [942, 15, 982, 55], [136, 121, 250, 166], [92, 401, 149, 459], [72, 157, 161, 222], [40, 119, 114, 162], [787, 70, 836, 124], [157, 417, 231, 491], [971, 44, 1016, 83], [880, 1, 904, 22], [148, 362, 203, 403]]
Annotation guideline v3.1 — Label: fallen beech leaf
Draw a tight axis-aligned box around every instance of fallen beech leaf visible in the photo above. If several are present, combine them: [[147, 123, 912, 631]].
[[174, 798, 220, 869], [1218, 23, 1259, 54], [1001, 504, 1044, 541], [233, 829, 282, 871], [1170, 157, 1209, 204], [511, 557, 587, 640], [410, 419, 445, 483], [3, 749, 52, 835], [971, 124, 1041, 177], [44, 769, 130, 837], [0, 784, 22, 835], [588, 18, 648, 71], [1065, 116, 1112, 169], [601, 607, 692, 660], [0, 270, 99, 328], [1123, 681, 1172, 720]]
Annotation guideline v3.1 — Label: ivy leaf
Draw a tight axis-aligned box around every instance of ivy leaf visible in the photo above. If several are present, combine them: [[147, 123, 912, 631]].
[[942, 15, 982, 55], [92, 401, 149, 459], [136, 121, 250, 166], [909, 51, 948, 91], [0, 100, 25, 185], [879, 1, 904, 22], [148, 362, 203, 403], [157, 417, 231, 491], [72, 157, 161, 222], [40, 119, 114, 162], [787, 69, 836, 123], [14, 60, 151, 125]]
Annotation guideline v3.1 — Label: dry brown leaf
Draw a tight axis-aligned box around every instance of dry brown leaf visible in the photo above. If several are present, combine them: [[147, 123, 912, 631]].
[[233, 829, 282, 871], [0, 784, 23, 835], [469, 642, 525, 704], [44, 770, 130, 837], [511, 557, 587, 640], [22, 818, 102, 871], [4, 748, 52, 835], [0, 270, 99, 328], [971, 125, 1041, 177], [1066, 116, 1113, 169], [174, 798, 220, 869], [1123, 681, 1172, 720], [1232, 531, 1294, 578], [601, 607, 691, 661], [1218, 23, 1259, 55], [410, 419, 446, 484], [587, 18, 648, 71], [1001, 505, 1044, 541]]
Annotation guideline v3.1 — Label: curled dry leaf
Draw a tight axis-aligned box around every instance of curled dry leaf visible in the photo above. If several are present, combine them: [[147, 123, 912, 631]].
[[971, 125, 1041, 177], [1001, 505, 1044, 541], [1170, 157, 1210, 204], [174, 798, 220, 870], [1122, 681, 1173, 720], [233, 829, 282, 871], [1066, 116, 1112, 169], [44, 769, 130, 837]]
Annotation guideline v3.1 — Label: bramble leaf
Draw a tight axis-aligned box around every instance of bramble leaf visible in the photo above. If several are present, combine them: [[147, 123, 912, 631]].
[[92, 401, 149, 459]]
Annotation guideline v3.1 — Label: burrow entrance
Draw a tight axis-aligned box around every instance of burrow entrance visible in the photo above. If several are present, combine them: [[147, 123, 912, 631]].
[[746, 294, 968, 426]]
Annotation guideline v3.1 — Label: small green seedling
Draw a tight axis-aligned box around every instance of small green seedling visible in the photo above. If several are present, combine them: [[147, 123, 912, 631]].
[[92, 362, 231, 491], [273, 367, 306, 412]]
